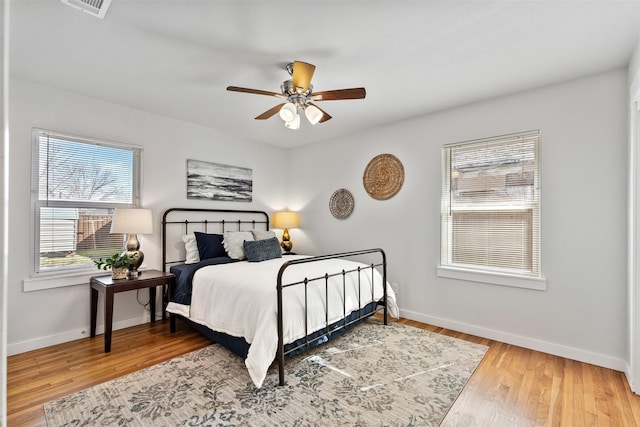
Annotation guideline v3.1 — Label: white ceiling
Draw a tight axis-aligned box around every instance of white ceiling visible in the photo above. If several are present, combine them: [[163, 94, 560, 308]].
[[9, 1, 640, 148]]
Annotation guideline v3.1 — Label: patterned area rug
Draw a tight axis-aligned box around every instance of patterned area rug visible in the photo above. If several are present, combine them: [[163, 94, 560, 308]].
[[44, 320, 487, 426]]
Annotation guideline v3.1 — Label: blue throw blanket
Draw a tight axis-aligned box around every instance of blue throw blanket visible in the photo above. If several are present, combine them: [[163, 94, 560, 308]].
[[169, 257, 239, 305]]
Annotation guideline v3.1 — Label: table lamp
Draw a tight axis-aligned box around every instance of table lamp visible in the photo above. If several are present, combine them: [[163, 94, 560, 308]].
[[272, 211, 300, 253], [110, 208, 153, 275]]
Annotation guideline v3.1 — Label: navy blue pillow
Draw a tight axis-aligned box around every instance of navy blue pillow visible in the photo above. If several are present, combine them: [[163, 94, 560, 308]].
[[243, 237, 282, 262], [194, 232, 226, 260]]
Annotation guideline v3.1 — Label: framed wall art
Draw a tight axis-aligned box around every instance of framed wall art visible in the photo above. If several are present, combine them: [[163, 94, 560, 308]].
[[187, 159, 253, 202]]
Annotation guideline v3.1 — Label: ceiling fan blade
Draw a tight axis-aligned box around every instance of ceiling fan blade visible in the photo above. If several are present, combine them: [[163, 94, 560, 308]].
[[255, 103, 285, 120], [309, 103, 332, 123], [292, 61, 316, 92], [311, 87, 366, 101], [227, 86, 285, 99]]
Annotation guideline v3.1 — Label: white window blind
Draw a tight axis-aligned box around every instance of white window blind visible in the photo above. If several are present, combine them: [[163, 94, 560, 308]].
[[441, 131, 541, 278], [31, 129, 142, 275]]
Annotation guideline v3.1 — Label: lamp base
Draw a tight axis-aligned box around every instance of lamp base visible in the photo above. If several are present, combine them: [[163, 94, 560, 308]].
[[281, 228, 293, 253], [122, 250, 143, 275], [124, 233, 144, 275]]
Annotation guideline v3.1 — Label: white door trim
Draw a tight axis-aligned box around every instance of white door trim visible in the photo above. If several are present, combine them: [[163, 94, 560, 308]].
[[628, 71, 640, 394]]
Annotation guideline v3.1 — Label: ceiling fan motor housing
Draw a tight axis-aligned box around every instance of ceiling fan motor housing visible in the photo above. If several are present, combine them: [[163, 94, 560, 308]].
[[281, 80, 313, 109]]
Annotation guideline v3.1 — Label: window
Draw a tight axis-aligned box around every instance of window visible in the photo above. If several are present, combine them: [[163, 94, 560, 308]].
[[439, 131, 543, 288], [31, 129, 141, 276]]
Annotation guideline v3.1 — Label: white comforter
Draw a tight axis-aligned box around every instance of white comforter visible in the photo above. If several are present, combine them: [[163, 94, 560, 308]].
[[166, 255, 399, 388]]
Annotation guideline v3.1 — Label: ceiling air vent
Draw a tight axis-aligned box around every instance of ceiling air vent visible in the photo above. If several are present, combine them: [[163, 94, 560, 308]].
[[60, 0, 113, 19]]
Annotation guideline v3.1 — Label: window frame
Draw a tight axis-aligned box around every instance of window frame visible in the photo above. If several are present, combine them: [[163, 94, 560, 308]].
[[438, 131, 546, 290], [28, 128, 142, 284]]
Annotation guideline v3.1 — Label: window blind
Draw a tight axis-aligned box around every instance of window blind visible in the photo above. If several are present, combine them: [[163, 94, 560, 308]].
[[32, 129, 141, 274], [37, 133, 135, 206], [441, 131, 540, 276]]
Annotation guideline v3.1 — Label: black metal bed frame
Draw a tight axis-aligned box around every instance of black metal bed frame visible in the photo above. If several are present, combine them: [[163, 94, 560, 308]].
[[162, 208, 388, 386], [276, 249, 388, 386], [162, 207, 270, 269]]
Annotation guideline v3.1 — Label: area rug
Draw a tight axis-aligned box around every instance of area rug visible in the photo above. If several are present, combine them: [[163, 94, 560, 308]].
[[44, 320, 488, 426]]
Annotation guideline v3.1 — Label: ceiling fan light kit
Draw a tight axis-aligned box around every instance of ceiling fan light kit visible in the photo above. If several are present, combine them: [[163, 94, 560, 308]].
[[279, 102, 297, 122], [305, 104, 323, 125], [284, 113, 301, 130], [227, 61, 366, 130]]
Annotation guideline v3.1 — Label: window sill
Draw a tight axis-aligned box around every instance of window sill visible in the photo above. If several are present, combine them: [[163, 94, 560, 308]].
[[437, 265, 547, 291], [23, 270, 97, 292]]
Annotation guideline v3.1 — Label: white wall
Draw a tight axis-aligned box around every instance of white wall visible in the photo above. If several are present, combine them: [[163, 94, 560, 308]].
[[289, 69, 629, 370], [6, 77, 288, 354]]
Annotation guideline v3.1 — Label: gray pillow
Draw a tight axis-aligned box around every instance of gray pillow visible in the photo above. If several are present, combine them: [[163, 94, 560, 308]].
[[243, 237, 282, 262], [251, 229, 277, 241]]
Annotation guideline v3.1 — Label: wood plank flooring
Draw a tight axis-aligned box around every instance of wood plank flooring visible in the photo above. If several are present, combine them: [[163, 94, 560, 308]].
[[7, 317, 640, 426]]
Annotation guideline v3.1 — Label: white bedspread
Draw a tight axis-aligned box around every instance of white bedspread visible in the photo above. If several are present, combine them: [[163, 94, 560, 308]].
[[166, 255, 398, 388]]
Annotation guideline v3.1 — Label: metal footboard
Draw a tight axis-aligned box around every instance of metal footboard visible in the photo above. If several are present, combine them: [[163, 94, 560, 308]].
[[276, 248, 388, 386]]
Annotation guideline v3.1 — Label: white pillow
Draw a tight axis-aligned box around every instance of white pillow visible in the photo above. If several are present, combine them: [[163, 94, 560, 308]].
[[182, 235, 199, 264], [223, 231, 254, 260], [251, 229, 277, 241]]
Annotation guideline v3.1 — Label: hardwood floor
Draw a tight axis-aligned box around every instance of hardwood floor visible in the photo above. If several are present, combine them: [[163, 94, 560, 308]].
[[7, 317, 640, 426]]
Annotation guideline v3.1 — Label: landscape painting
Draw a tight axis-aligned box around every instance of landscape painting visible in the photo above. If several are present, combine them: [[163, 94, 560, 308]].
[[187, 159, 252, 202]]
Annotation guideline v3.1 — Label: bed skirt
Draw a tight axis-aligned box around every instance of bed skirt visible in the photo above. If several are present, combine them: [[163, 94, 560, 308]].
[[172, 301, 379, 360]]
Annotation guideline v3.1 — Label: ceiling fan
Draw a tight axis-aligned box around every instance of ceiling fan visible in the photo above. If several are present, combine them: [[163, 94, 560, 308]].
[[226, 61, 366, 130]]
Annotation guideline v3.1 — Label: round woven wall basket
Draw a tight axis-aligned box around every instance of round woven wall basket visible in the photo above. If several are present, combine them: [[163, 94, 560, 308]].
[[363, 153, 404, 200], [329, 188, 354, 219]]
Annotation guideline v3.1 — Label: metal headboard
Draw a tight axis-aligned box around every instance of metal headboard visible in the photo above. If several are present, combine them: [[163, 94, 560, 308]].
[[161, 208, 270, 272]]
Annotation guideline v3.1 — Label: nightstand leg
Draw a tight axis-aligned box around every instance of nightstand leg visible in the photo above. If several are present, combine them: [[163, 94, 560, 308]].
[[149, 287, 156, 323], [162, 284, 167, 320], [104, 289, 114, 353], [90, 287, 98, 338]]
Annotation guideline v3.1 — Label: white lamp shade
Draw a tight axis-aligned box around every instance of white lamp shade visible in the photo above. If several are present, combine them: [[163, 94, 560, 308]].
[[279, 102, 297, 122], [110, 208, 153, 234], [272, 211, 300, 229], [305, 104, 323, 125], [284, 113, 300, 130]]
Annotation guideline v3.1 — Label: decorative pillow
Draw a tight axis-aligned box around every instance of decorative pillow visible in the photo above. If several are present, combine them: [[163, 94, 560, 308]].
[[251, 229, 277, 241], [243, 237, 283, 262], [194, 232, 226, 260], [223, 231, 254, 260], [182, 235, 199, 264]]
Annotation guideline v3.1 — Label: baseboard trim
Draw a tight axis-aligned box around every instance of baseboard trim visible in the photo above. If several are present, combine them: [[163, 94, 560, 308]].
[[400, 309, 627, 373], [7, 312, 160, 356], [625, 361, 636, 394], [10, 308, 628, 375]]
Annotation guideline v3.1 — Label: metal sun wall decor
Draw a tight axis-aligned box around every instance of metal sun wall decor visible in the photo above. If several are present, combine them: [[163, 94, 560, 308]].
[[363, 153, 404, 200], [329, 188, 355, 219], [187, 159, 253, 202]]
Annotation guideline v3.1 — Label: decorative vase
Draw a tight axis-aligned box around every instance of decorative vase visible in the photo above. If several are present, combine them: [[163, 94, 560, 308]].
[[111, 268, 128, 280]]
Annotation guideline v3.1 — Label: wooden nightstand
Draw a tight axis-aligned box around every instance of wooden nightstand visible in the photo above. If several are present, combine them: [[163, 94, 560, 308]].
[[90, 269, 175, 352]]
